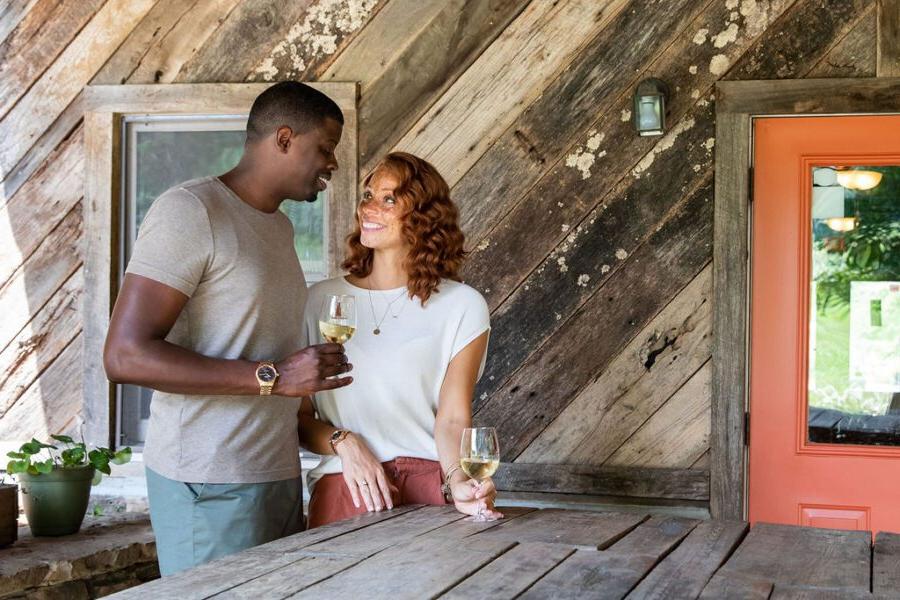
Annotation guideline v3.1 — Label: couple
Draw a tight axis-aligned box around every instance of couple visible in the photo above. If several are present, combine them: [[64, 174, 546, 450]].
[[103, 81, 501, 576]]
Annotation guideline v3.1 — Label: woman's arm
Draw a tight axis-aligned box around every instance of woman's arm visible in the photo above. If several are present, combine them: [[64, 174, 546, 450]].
[[298, 398, 396, 512], [434, 331, 502, 518]]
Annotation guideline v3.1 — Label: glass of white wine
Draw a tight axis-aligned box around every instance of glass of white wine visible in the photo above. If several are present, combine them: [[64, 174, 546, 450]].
[[319, 294, 356, 344], [459, 426, 500, 522]]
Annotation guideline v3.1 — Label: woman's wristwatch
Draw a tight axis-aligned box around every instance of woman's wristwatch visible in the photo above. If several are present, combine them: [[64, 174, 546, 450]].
[[441, 463, 462, 502], [329, 429, 351, 453]]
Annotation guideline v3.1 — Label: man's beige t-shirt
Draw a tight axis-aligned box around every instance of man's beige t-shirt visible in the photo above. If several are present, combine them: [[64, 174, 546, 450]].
[[125, 176, 306, 484]]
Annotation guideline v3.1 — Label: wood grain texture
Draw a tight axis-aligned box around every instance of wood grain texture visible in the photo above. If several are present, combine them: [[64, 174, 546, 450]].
[[808, 6, 877, 78], [0, 0, 155, 177], [0, 0, 103, 121], [475, 508, 647, 549], [0, 202, 82, 353], [878, 0, 900, 76], [457, 0, 791, 295], [332, 0, 530, 169], [0, 0, 42, 49], [873, 531, 900, 595], [394, 0, 629, 186], [174, 0, 315, 83], [0, 127, 83, 278], [700, 523, 872, 597], [626, 520, 748, 600], [125, 0, 242, 84], [605, 360, 711, 469], [0, 268, 81, 420], [291, 536, 516, 600], [711, 108, 750, 521], [246, 0, 388, 82], [109, 506, 422, 599], [493, 463, 710, 501], [475, 175, 714, 460], [0, 332, 81, 440], [440, 542, 575, 599], [519, 266, 712, 466]]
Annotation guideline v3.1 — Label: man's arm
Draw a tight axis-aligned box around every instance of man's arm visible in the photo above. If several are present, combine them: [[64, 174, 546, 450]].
[[104, 273, 352, 396]]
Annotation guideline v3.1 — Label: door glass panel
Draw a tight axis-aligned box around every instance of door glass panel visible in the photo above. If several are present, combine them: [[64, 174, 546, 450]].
[[118, 115, 328, 446], [809, 166, 900, 446]]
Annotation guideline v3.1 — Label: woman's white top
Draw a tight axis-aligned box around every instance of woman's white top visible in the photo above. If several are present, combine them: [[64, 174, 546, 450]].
[[303, 276, 490, 490]]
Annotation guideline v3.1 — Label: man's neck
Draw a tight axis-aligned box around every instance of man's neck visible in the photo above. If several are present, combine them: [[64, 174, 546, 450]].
[[219, 163, 283, 214]]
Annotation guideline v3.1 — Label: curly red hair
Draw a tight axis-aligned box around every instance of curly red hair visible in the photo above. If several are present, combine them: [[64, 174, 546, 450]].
[[342, 152, 466, 304]]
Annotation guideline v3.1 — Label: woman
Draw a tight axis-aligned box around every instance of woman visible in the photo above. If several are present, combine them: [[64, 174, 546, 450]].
[[299, 151, 502, 527]]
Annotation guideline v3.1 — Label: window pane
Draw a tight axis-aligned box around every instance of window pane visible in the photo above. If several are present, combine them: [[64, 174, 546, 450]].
[[809, 166, 900, 446]]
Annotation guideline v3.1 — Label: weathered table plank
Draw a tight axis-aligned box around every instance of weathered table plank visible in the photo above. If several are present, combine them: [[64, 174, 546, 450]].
[[302, 505, 467, 557], [209, 554, 364, 599], [626, 520, 749, 599], [107, 506, 422, 599], [700, 523, 871, 598], [111, 509, 895, 599], [520, 516, 700, 599], [474, 508, 647, 549], [439, 542, 575, 599], [288, 535, 515, 600], [422, 506, 536, 540], [874, 532, 900, 595]]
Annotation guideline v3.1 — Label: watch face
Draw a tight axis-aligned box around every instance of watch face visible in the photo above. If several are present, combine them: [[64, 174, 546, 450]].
[[258, 366, 276, 382]]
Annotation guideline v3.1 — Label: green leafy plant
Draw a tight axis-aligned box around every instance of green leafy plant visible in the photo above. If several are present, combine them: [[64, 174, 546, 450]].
[[6, 435, 131, 485]]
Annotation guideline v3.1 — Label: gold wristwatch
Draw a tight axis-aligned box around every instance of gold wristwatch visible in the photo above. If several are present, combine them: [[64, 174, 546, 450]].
[[255, 361, 279, 395]]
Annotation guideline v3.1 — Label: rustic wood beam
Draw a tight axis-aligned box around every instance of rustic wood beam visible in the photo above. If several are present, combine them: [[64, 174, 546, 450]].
[[877, 0, 900, 76], [493, 463, 710, 501]]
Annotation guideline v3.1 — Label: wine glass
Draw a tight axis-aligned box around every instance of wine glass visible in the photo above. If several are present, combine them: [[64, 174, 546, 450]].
[[459, 427, 500, 522], [319, 294, 356, 344]]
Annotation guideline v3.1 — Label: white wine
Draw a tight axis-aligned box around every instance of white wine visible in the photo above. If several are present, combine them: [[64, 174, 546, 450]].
[[460, 457, 499, 480], [319, 320, 356, 344]]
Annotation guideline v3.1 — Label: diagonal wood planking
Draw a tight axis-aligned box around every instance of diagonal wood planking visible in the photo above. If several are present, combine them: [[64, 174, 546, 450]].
[[320, 0, 531, 170], [394, 0, 631, 186], [476, 174, 715, 460], [0, 0, 156, 179], [0, 0, 105, 122], [0, 0, 42, 48], [519, 265, 712, 466]]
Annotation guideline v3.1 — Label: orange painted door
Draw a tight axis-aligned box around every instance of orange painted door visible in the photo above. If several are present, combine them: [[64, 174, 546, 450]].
[[749, 115, 900, 533]]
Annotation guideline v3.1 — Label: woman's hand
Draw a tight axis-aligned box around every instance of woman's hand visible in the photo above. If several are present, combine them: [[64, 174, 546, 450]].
[[335, 433, 397, 512], [450, 476, 503, 519]]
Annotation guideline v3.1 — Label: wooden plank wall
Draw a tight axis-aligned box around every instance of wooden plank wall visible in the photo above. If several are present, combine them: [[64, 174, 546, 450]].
[[0, 0, 877, 504]]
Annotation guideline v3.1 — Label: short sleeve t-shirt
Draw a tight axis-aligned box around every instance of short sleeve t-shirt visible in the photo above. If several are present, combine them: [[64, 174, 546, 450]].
[[304, 276, 490, 490], [126, 176, 307, 484]]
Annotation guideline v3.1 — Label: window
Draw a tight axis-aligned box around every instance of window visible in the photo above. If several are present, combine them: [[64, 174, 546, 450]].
[[83, 83, 358, 448]]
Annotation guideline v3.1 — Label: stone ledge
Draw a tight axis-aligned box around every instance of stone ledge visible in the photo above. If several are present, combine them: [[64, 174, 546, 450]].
[[0, 513, 157, 599]]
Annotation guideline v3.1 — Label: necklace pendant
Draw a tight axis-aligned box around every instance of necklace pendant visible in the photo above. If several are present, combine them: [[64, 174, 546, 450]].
[[373, 328, 381, 335]]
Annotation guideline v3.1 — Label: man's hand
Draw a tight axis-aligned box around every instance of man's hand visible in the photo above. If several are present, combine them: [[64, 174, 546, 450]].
[[275, 343, 353, 396]]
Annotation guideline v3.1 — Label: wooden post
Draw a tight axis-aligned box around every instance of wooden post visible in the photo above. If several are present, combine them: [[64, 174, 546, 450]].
[[877, 0, 900, 76]]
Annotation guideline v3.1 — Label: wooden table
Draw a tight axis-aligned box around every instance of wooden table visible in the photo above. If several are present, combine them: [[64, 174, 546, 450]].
[[109, 505, 900, 599]]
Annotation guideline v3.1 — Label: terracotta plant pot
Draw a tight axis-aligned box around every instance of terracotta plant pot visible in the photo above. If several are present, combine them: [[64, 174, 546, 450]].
[[18, 466, 94, 536], [0, 483, 17, 547]]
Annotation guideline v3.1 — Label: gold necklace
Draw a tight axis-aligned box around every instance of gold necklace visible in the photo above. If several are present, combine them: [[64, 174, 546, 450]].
[[365, 275, 408, 335]]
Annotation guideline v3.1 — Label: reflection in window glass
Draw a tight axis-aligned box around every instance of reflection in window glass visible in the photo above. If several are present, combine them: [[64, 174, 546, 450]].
[[809, 166, 900, 446]]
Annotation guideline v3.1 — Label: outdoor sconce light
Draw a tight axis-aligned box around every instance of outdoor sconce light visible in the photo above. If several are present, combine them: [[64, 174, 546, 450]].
[[633, 78, 669, 137], [835, 169, 882, 191]]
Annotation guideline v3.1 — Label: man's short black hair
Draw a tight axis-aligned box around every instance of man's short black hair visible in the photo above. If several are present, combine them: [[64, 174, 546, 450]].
[[245, 81, 344, 143]]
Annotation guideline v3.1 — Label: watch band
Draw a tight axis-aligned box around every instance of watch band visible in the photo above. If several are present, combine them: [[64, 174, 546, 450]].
[[329, 429, 351, 453], [256, 361, 278, 396]]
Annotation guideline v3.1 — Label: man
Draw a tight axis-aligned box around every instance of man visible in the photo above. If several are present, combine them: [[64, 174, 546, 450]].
[[104, 81, 353, 575]]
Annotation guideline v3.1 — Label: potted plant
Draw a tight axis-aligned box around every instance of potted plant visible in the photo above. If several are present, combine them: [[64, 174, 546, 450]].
[[6, 435, 131, 536], [0, 473, 16, 547]]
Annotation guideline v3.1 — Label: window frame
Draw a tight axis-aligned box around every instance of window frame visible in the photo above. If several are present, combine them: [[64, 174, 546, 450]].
[[82, 83, 358, 449]]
